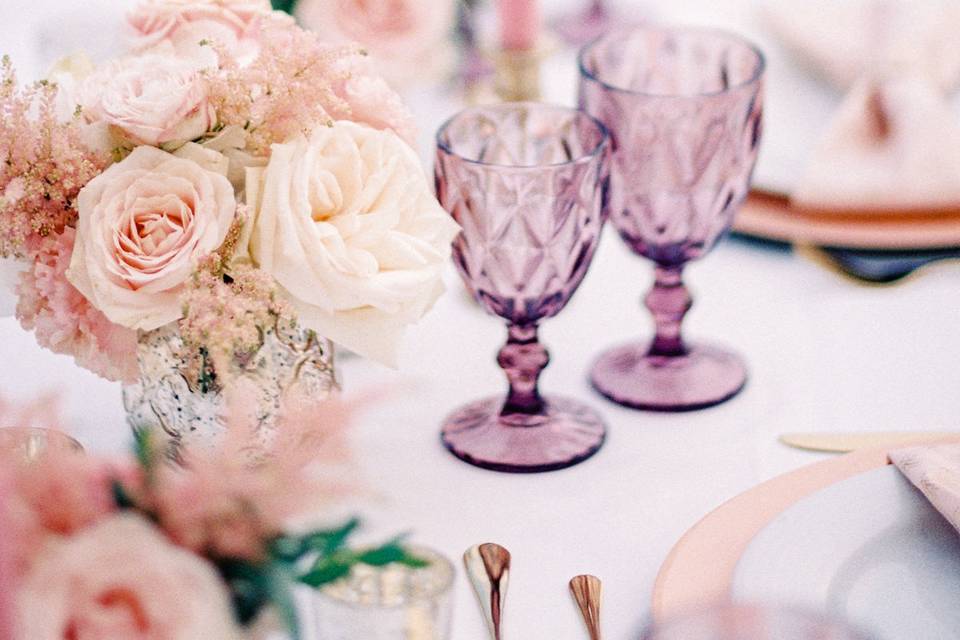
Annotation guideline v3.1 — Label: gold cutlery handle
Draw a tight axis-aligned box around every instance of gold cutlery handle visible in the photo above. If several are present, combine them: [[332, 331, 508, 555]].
[[465, 543, 511, 640], [570, 574, 602, 640]]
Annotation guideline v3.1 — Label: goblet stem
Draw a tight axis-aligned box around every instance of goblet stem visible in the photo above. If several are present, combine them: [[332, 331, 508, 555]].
[[645, 265, 692, 357], [498, 323, 549, 416]]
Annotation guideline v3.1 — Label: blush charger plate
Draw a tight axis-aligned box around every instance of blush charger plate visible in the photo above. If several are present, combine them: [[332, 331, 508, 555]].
[[734, 191, 960, 250], [650, 435, 960, 622]]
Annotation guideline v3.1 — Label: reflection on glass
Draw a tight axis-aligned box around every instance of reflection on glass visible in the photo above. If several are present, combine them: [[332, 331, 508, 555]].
[[0, 427, 83, 463]]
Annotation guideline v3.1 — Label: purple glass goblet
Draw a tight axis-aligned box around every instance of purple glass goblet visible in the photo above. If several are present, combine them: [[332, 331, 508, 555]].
[[435, 103, 610, 473], [578, 26, 765, 412]]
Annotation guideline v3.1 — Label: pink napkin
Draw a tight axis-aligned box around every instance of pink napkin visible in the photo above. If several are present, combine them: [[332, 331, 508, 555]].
[[890, 444, 960, 530], [762, 0, 960, 211]]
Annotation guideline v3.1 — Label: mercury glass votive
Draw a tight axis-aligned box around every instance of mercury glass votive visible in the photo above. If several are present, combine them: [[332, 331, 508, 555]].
[[0, 427, 83, 462], [313, 546, 455, 640]]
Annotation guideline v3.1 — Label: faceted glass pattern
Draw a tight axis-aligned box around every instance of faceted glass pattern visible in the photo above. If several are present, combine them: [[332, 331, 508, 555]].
[[579, 26, 765, 411], [435, 103, 610, 473]]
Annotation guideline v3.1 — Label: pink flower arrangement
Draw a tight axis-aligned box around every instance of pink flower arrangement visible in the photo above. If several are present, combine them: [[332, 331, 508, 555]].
[[0, 394, 423, 639], [16, 229, 139, 382], [1, 0, 455, 385]]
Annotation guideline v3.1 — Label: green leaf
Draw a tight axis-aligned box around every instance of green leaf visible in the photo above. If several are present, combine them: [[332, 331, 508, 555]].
[[271, 0, 298, 14], [269, 535, 306, 563], [306, 518, 360, 556], [111, 480, 136, 510], [265, 565, 301, 640], [356, 543, 408, 567], [219, 559, 271, 626], [132, 428, 155, 471], [299, 558, 353, 588]]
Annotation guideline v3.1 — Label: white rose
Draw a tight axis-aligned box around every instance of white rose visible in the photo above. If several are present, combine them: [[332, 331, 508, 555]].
[[246, 121, 460, 365], [80, 52, 215, 149], [46, 53, 114, 155], [67, 146, 236, 330]]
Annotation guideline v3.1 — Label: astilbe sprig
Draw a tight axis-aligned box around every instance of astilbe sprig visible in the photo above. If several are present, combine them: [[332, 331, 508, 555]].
[[207, 16, 361, 154], [179, 212, 296, 372], [0, 56, 107, 258]]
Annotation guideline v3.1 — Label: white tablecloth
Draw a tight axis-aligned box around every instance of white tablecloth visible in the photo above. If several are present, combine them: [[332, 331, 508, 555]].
[[1, 1, 959, 639]]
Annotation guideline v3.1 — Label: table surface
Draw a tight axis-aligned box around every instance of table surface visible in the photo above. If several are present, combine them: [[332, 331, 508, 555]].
[[1, 1, 960, 639]]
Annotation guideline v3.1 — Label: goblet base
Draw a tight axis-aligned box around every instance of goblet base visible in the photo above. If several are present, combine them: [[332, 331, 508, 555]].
[[440, 395, 606, 473], [590, 342, 747, 411]]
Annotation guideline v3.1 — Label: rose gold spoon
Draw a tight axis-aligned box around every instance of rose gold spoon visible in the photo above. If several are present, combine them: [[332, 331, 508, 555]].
[[464, 543, 511, 640], [570, 574, 602, 640]]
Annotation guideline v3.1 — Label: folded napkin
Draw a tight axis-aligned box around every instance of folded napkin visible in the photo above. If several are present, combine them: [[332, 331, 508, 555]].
[[890, 444, 960, 530], [762, 0, 960, 211], [792, 75, 960, 210]]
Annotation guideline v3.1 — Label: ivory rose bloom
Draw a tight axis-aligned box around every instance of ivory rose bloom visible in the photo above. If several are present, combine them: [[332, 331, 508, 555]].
[[67, 146, 236, 331], [297, 0, 456, 87], [128, 0, 275, 64], [17, 514, 242, 640], [80, 53, 214, 148], [246, 121, 460, 365]]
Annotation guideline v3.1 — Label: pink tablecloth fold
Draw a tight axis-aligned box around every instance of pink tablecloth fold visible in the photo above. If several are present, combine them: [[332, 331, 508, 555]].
[[890, 444, 960, 531]]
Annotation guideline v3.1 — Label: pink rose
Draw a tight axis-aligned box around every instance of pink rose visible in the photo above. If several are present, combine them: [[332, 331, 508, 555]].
[[17, 514, 242, 640], [67, 146, 236, 331], [128, 0, 274, 64], [297, 0, 456, 87], [81, 53, 214, 148]]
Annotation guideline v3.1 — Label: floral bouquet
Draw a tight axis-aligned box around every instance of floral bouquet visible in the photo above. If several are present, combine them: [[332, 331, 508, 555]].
[[0, 0, 459, 450], [0, 396, 425, 639]]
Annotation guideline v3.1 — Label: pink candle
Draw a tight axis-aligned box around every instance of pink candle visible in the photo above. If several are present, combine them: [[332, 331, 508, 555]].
[[498, 0, 541, 51]]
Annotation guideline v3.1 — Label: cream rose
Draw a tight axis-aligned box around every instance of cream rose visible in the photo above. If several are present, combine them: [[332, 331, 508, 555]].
[[128, 0, 275, 65], [80, 52, 214, 148], [17, 514, 242, 640], [296, 0, 456, 88], [67, 146, 236, 331], [246, 121, 460, 365]]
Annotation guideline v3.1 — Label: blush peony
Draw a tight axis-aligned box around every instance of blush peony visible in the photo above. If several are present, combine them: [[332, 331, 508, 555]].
[[67, 146, 236, 331], [245, 121, 459, 365], [80, 52, 214, 149], [17, 514, 242, 640]]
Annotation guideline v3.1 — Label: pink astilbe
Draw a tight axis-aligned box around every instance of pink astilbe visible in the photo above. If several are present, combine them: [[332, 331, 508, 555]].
[[327, 53, 418, 146], [207, 16, 416, 153], [179, 244, 296, 371], [15, 228, 139, 383], [149, 393, 355, 561], [0, 57, 107, 258]]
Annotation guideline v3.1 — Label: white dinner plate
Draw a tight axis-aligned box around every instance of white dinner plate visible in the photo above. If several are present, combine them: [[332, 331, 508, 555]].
[[731, 466, 960, 639]]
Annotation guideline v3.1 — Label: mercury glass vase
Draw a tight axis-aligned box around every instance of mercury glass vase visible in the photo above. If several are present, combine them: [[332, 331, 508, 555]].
[[123, 323, 337, 458]]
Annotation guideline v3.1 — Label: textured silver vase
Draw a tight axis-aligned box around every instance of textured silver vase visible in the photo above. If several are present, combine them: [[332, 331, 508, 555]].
[[123, 323, 337, 458]]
